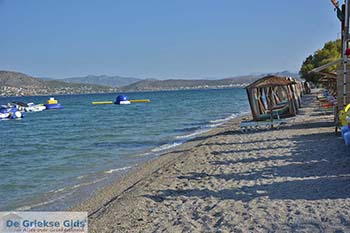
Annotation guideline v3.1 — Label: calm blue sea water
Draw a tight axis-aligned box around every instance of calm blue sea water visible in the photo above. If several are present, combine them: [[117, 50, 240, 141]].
[[0, 88, 248, 211]]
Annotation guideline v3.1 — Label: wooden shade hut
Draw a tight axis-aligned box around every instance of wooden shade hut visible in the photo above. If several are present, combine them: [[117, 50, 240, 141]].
[[310, 58, 348, 109], [318, 72, 337, 96], [245, 75, 297, 121], [287, 77, 303, 108]]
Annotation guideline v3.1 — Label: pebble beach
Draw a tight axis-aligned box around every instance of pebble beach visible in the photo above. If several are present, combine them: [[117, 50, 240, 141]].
[[75, 91, 350, 232]]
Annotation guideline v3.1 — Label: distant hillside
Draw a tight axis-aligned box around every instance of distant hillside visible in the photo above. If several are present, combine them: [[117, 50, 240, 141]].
[[120, 71, 299, 92], [0, 70, 300, 96], [266, 71, 300, 79], [0, 71, 118, 96], [122, 77, 252, 91], [121, 76, 257, 91], [61, 75, 142, 87]]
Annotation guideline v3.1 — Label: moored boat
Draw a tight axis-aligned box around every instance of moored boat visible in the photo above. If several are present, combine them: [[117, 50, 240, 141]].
[[25, 103, 46, 112], [0, 105, 24, 120]]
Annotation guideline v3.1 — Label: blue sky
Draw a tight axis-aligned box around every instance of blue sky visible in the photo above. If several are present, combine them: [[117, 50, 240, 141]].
[[0, 0, 340, 79]]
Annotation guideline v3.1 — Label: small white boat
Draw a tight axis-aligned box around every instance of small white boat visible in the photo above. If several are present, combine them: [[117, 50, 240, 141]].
[[0, 112, 10, 119], [25, 103, 46, 112]]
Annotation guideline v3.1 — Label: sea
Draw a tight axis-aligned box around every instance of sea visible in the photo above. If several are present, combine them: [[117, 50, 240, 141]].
[[0, 88, 249, 211]]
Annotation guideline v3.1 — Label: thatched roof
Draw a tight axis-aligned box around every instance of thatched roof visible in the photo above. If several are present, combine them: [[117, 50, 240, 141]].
[[318, 71, 337, 77], [245, 75, 296, 89], [319, 76, 337, 82]]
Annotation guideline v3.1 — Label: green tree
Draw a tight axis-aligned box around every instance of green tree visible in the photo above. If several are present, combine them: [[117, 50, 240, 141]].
[[299, 39, 342, 83]]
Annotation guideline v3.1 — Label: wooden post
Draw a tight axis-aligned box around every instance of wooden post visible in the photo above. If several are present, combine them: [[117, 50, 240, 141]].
[[343, 0, 349, 108], [337, 64, 350, 108], [246, 88, 256, 120]]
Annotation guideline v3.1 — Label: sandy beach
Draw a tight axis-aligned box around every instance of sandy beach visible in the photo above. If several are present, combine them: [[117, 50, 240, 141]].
[[75, 92, 350, 232]]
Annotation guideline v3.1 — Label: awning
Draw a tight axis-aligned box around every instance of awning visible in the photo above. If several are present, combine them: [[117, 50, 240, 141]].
[[245, 75, 296, 89]]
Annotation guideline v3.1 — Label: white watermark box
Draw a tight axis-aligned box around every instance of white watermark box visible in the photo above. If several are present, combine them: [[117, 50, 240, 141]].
[[0, 212, 88, 233]]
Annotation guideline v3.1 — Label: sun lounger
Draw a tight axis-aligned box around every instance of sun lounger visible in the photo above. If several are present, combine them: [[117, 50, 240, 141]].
[[256, 104, 289, 121], [239, 119, 288, 133], [318, 99, 336, 115], [320, 105, 335, 114]]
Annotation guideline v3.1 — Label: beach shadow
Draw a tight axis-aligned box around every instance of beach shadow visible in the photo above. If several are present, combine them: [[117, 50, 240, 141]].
[[144, 176, 350, 203], [184, 159, 350, 182], [177, 156, 350, 181], [144, 188, 255, 202], [206, 132, 349, 181], [211, 145, 291, 156], [209, 155, 292, 166], [188, 129, 242, 143], [283, 121, 334, 130], [290, 132, 347, 159], [203, 137, 288, 147], [145, 127, 350, 203]]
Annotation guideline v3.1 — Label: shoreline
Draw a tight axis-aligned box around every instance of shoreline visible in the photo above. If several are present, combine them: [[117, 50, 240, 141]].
[[72, 113, 250, 214], [74, 91, 350, 232]]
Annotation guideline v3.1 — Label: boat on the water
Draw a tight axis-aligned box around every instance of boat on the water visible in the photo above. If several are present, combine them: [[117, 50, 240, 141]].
[[10, 102, 46, 112], [0, 97, 63, 120], [25, 103, 46, 112], [0, 105, 24, 120]]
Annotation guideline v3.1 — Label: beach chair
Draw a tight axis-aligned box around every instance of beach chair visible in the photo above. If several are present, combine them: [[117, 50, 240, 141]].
[[256, 103, 289, 121], [318, 96, 336, 115], [239, 119, 287, 133], [320, 104, 335, 114]]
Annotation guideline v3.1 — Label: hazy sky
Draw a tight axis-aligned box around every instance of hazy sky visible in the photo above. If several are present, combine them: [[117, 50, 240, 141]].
[[0, 1, 340, 79]]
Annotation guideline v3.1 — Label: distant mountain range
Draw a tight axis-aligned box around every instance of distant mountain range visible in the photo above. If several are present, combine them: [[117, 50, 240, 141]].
[[120, 71, 300, 91], [0, 71, 118, 96], [120, 76, 255, 91], [0, 70, 299, 97], [60, 75, 142, 87]]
